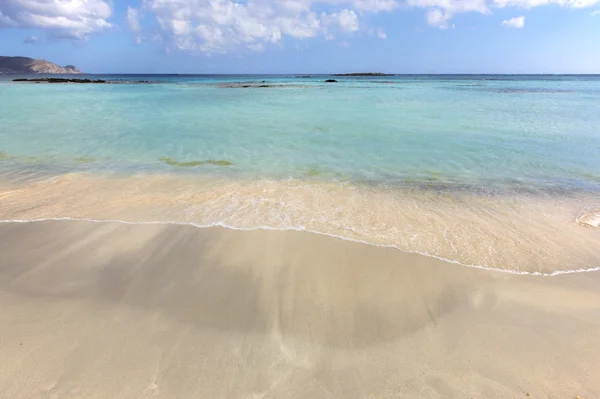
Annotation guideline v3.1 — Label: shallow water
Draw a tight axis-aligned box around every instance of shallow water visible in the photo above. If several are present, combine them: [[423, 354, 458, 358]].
[[1, 75, 599, 273]]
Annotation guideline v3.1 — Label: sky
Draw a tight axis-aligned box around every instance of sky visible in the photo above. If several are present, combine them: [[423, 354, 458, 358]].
[[1, 0, 599, 74]]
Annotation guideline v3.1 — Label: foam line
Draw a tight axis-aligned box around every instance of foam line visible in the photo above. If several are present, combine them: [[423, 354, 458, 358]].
[[2, 217, 599, 277]]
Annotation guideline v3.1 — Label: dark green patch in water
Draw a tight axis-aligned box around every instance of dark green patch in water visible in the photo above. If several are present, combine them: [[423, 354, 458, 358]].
[[74, 156, 96, 163], [305, 166, 323, 177], [159, 157, 233, 167], [0, 151, 59, 164], [580, 172, 600, 183]]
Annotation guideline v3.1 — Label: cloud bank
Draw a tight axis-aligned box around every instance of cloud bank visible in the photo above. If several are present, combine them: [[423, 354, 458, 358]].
[[133, 0, 376, 54], [1, 0, 599, 52], [409, 0, 599, 29], [0, 0, 112, 39]]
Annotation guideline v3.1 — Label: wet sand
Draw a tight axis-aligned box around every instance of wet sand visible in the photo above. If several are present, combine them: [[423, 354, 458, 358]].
[[2, 173, 600, 274], [0, 220, 599, 398]]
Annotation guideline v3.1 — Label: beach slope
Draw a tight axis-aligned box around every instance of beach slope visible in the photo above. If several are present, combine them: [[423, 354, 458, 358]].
[[0, 221, 599, 398]]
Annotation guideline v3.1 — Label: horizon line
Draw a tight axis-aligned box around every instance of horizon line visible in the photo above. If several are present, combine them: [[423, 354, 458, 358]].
[[5, 73, 600, 76]]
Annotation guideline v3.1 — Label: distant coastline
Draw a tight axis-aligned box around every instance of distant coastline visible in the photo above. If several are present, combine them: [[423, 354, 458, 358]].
[[0, 56, 80, 74]]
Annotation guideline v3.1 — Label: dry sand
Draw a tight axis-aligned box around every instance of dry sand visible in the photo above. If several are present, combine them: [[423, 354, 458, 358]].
[[0, 220, 599, 398]]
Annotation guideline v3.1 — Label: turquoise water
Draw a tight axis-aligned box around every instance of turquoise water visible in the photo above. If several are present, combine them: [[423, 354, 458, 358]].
[[1, 75, 600, 274], [2, 75, 600, 192]]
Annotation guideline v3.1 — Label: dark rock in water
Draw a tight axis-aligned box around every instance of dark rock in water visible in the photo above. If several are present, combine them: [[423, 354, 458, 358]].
[[13, 78, 107, 84], [14, 78, 95, 83], [296, 76, 312, 78], [221, 83, 283, 88], [325, 79, 337, 83], [241, 84, 275, 88]]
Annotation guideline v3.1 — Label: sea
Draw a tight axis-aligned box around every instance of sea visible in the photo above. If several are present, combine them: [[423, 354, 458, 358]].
[[1, 74, 599, 274]]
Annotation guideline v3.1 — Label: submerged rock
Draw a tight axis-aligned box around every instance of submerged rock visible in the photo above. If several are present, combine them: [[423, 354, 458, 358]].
[[325, 79, 337, 83], [218, 83, 293, 88], [577, 210, 600, 228]]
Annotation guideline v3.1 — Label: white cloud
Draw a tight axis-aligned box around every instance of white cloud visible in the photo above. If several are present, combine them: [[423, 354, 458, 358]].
[[352, 0, 400, 11], [493, 0, 599, 8], [592, 9, 600, 14], [0, 0, 112, 39], [127, 7, 144, 43], [323, 9, 360, 32], [247, 43, 265, 52], [502, 15, 525, 29], [427, 8, 453, 28], [502, 15, 526, 27], [2, 0, 598, 52], [405, 0, 600, 28], [407, 0, 488, 14], [407, 0, 600, 11], [23, 35, 39, 44], [336, 9, 360, 31], [141, 0, 384, 54], [144, 0, 309, 53], [138, 0, 600, 52]]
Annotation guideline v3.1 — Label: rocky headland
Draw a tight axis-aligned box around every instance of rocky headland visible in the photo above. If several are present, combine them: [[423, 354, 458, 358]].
[[0, 56, 81, 74]]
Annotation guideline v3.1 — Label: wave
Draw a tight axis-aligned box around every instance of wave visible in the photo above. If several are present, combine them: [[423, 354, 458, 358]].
[[577, 209, 600, 229], [1, 173, 599, 275]]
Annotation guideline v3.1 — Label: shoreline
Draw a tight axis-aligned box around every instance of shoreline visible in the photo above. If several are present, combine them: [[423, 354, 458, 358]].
[[2, 217, 600, 277], [1, 220, 599, 398], [1, 172, 599, 275]]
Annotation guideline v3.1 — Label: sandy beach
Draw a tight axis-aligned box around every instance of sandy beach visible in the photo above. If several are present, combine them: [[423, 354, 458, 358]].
[[0, 220, 598, 398]]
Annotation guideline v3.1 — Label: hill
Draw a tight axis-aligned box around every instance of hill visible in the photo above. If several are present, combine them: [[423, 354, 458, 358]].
[[0, 56, 81, 74]]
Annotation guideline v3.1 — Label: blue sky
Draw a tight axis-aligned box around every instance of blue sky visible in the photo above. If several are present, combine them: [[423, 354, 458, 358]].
[[1, 0, 599, 74]]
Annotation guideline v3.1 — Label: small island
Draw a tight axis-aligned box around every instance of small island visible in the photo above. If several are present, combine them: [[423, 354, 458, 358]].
[[332, 72, 395, 76]]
